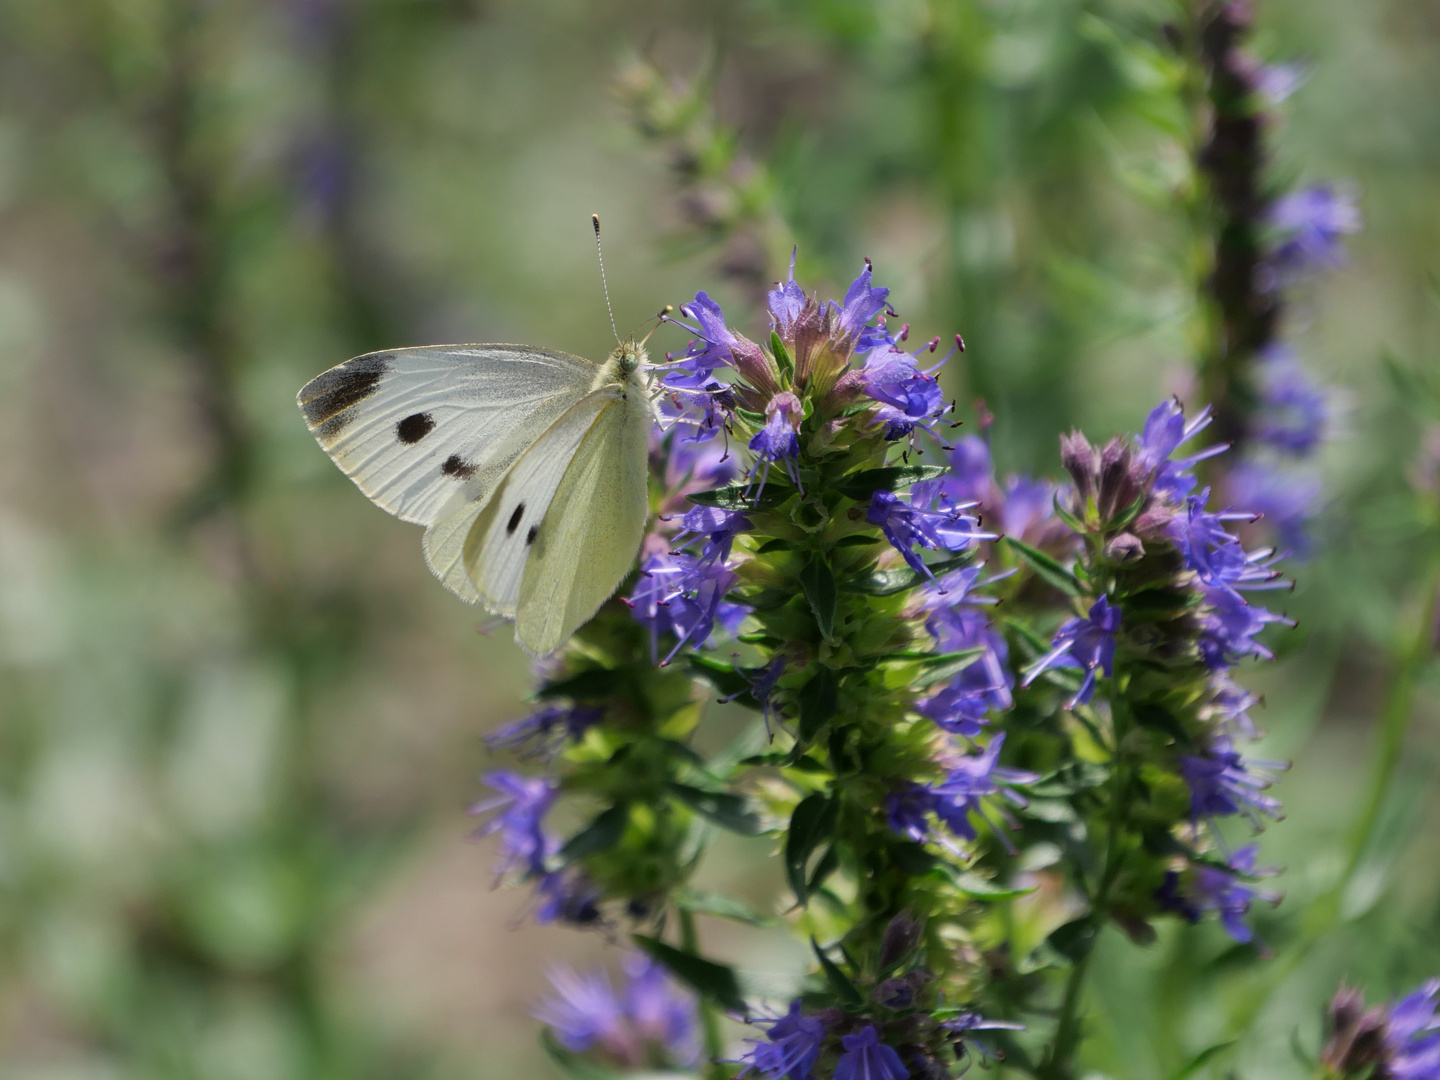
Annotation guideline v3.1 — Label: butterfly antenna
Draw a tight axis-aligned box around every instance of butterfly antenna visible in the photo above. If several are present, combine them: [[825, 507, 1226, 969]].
[[592, 213, 621, 345]]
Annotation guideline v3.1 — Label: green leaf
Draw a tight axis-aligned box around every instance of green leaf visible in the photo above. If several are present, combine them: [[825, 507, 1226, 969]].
[[535, 667, 624, 701], [910, 647, 985, 690], [688, 483, 790, 512], [540, 1030, 630, 1080], [559, 803, 630, 860], [953, 871, 1036, 901], [807, 845, 839, 892], [754, 538, 795, 553], [1131, 701, 1196, 748], [666, 782, 763, 835], [771, 330, 795, 384], [1047, 918, 1096, 963], [785, 793, 837, 902], [833, 533, 880, 548], [672, 889, 775, 927], [799, 554, 837, 638], [685, 654, 751, 698], [836, 465, 948, 501], [1162, 1041, 1237, 1080], [797, 667, 839, 740], [810, 938, 864, 1009], [1051, 493, 1087, 533], [1004, 537, 1083, 597], [632, 935, 746, 1013]]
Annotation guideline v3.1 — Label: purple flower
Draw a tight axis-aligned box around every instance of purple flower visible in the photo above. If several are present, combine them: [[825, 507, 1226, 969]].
[[622, 954, 700, 1065], [719, 655, 787, 735], [535, 964, 627, 1053], [1198, 585, 1291, 668], [666, 291, 738, 388], [672, 505, 752, 566], [1157, 845, 1277, 944], [867, 490, 994, 587], [1253, 344, 1330, 456], [1383, 980, 1440, 1080], [1177, 738, 1285, 827], [861, 333, 955, 442], [469, 771, 556, 876], [931, 733, 1036, 843], [1022, 597, 1121, 708], [1255, 61, 1308, 104], [923, 436, 994, 506], [535, 955, 698, 1068], [1137, 399, 1226, 502], [886, 783, 938, 844], [943, 1014, 1026, 1063], [749, 391, 804, 494], [485, 703, 604, 758], [738, 1000, 829, 1080], [834, 1025, 909, 1080], [628, 552, 748, 665], [1169, 495, 1261, 590], [1269, 185, 1361, 275], [1228, 461, 1322, 558], [831, 260, 894, 341], [534, 868, 603, 926], [768, 250, 808, 336], [918, 604, 1013, 737]]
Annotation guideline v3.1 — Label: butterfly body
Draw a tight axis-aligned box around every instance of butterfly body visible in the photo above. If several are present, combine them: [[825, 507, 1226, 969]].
[[298, 339, 655, 656]]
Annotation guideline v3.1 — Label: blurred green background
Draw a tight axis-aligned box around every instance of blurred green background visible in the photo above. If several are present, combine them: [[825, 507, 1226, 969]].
[[0, 1, 1437, 1077]]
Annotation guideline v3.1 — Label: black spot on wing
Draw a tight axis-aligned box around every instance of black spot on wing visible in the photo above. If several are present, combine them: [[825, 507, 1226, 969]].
[[525, 525, 538, 545], [506, 504, 525, 535], [300, 353, 392, 426], [442, 454, 477, 480], [396, 412, 435, 444]]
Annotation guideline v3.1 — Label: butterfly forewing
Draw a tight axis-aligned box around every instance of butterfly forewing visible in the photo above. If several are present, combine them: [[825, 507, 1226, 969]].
[[516, 389, 653, 655], [297, 344, 597, 526]]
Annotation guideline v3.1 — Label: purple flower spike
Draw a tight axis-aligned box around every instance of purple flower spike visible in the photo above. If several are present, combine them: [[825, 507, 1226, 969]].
[[1178, 737, 1286, 827], [1157, 845, 1278, 944], [673, 505, 752, 566], [1021, 597, 1121, 707], [738, 1000, 829, 1080], [485, 702, 604, 758], [535, 964, 627, 1053], [1253, 344, 1330, 456], [627, 552, 748, 665], [835, 1025, 909, 1080], [469, 771, 556, 876], [535, 955, 699, 1068]]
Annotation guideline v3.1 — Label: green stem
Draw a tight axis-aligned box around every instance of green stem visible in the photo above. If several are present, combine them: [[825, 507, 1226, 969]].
[[679, 908, 727, 1075], [1301, 549, 1440, 936], [1039, 677, 1133, 1080]]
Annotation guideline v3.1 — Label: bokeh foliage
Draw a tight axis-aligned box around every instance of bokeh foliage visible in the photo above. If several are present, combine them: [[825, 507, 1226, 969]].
[[0, 1, 1436, 1078]]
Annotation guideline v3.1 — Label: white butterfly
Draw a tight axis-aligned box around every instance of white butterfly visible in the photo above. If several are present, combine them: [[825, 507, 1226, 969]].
[[297, 336, 656, 656]]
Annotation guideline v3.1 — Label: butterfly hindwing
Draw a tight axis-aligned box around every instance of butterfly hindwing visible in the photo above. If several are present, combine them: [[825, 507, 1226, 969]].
[[297, 344, 597, 526], [458, 387, 626, 620], [516, 388, 653, 655]]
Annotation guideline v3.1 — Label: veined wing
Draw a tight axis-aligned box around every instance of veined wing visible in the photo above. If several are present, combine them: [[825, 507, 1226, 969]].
[[440, 386, 627, 621], [297, 344, 597, 526], [515, 389, 652, 656]]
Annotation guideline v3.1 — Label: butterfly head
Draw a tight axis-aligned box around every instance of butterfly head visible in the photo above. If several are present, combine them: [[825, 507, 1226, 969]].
[[613, 339, 647, 375]]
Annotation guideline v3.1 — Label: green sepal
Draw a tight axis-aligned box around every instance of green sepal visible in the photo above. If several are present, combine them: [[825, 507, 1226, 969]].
[[559, 803, 631, 860], [785, 793, 837, 903], [535, 666, 625, 701], [666, 781, 764, 835], [771, 330, 795, 384], [810, 937, 864, 1009], [799, 554, 837, 638], [632, 934, 747, 1013], [1051, 492, 1088, 533], [797, 666, 840, 740], [1004, 536, 1083, 597]]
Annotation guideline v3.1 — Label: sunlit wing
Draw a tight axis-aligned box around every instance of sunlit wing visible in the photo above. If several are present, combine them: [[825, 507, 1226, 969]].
[[297, 344, 597, 526]]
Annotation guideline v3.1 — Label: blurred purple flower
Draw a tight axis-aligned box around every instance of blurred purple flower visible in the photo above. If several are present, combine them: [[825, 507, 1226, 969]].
[[835, 1025, 909, 1080], [470, 771, 557, 876]]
